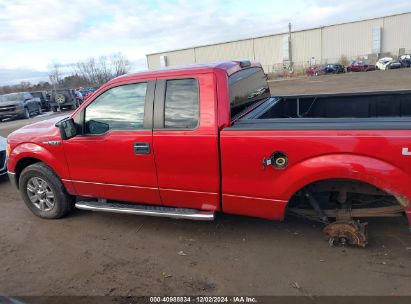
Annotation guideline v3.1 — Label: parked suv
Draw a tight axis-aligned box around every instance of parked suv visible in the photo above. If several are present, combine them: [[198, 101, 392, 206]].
[[49, 89, 79, 112], [0, 92, 42, 120], [30, 91, 50, 111]]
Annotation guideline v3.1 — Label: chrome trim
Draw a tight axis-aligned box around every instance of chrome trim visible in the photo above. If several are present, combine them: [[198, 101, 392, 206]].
[[75, 201, 214, 221], [402, 147, 411, 156], [42, 140, 61, 146]]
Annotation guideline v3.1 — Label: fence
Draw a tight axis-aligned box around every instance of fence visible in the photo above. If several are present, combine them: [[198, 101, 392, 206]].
[[264, 49, 411, 79]]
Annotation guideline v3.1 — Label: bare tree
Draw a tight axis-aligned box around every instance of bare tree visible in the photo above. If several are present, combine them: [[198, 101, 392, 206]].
[[73, 53, 131, 86], [49, 63, 62, 89], [110, 53, 131, 77], [19, 81, 31, 90], [0, 53, 132, 94]]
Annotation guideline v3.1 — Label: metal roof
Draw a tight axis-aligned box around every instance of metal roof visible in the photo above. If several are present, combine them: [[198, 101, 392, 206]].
[[112, 61, 261, 82]]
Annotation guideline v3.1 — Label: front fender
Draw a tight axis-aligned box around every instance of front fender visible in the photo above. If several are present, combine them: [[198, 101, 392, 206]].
[[8, 142, 70, 180], [275, 154, 411, 207]]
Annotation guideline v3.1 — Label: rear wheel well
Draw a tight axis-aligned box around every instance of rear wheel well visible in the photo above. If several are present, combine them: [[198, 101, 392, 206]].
[[15, 157, 42, 188], [286, 178, 405, 220]]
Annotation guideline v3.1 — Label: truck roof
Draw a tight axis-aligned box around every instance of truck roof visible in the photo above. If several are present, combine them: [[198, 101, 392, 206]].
[[114, 60, 261, 82]]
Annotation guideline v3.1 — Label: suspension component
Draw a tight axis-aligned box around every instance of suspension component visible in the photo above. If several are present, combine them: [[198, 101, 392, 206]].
[[304, 191, 329, 224]]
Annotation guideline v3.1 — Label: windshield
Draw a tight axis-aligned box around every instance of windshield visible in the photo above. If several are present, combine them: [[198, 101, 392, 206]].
[[229, 67, 270, 119], [0, 93, 21, 103]]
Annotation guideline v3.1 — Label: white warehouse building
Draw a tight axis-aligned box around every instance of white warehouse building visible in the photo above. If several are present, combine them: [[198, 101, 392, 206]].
[[146, 12, 411, 73]]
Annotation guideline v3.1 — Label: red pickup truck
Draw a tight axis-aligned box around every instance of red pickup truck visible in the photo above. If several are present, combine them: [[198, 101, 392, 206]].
[[6, 61, 411, 247]]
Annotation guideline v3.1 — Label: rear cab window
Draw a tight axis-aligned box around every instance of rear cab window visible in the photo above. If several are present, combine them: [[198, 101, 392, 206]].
[[229, 67, 270, 119], [164, 79, 199, 129]]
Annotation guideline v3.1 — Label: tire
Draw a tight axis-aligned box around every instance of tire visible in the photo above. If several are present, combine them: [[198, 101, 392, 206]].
[[54, 93, 66, 104], [51, 106, 57, 112], [22, 107, 30, 119], [19, 163, 75, 219], [37, 104, 42, 115]]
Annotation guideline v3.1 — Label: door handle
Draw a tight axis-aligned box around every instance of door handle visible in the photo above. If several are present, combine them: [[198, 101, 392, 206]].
[[134, 142, 150, 154]]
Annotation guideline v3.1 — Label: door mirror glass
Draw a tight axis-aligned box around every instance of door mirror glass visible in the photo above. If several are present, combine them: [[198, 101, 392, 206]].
[[87, 120, 109, 135], [56, 118, 77, 140]]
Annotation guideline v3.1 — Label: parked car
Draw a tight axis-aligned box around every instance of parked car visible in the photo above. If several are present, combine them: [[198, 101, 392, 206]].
[[49, 89, 79, 112], [376, 57, 402, 70], [306, 65, 325, 76], [346, 61, 376, 72], [0, 92, 42, 120], [6, 61, 411, 247], [0, 136, 7, 177], [80, 87, 99, 101], [30, 91, 50, 111], [399, 54, 411, 68], [323, 64, 345, 74]]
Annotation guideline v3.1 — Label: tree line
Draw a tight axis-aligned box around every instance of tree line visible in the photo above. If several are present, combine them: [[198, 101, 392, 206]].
[[0, 53, 131, 95]]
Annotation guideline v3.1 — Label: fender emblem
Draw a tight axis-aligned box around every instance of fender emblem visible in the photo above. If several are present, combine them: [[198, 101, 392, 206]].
[[402, 147, 411, 156], [43, 140, 61, 146]]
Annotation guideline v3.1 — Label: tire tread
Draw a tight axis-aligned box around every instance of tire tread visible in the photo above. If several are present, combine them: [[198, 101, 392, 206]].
[[19, 162, 74, 219]]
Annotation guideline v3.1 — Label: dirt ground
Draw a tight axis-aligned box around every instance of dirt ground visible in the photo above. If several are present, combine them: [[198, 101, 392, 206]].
[[1, 69, 411, 298]]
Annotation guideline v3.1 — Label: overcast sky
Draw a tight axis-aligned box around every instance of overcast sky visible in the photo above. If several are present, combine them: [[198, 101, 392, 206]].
[[0, 0, 410, 85]]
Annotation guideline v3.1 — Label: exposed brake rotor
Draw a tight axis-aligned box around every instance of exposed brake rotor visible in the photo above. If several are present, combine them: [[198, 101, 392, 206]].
[[323, 220, 368, 247], [302, 190, 369, 247]]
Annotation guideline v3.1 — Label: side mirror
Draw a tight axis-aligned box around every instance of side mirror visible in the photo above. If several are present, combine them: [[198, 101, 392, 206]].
[[56, 118, 77, 140]]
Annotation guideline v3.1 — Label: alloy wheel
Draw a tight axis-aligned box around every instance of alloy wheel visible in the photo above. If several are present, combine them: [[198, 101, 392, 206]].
[[26, 177, 55, 211]]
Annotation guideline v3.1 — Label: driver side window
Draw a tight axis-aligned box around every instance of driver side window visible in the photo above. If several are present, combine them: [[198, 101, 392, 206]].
[[84, 83, 147, 135]]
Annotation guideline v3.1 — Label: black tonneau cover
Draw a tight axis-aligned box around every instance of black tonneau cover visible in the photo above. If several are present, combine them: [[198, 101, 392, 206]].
[[230, 90, 411, 130]]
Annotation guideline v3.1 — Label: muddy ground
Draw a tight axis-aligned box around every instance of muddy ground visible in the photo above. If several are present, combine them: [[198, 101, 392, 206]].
[[0, 69, 411, 298]]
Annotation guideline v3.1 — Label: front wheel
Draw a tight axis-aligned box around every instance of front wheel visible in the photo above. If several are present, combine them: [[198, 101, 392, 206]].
[[19, 163, 75, 219]]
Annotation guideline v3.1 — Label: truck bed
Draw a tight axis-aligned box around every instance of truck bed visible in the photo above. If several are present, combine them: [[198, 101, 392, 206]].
[[232, 90, 411, 130]]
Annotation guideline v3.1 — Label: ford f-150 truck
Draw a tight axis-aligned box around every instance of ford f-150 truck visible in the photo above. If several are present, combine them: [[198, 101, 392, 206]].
[[6, 61, 411, 247]]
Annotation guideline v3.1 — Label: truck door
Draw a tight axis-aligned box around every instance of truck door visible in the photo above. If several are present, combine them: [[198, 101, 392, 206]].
[[152, 73, 220, 212], [63, 81, 161, 205]]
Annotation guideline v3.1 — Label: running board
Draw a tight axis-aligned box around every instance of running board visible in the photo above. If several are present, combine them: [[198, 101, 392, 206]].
[[75, 201, 215, 221]]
